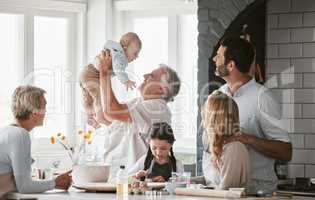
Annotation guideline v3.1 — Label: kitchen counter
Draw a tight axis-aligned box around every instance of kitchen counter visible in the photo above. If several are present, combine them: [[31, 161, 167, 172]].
[[5, 189, 315, 200]]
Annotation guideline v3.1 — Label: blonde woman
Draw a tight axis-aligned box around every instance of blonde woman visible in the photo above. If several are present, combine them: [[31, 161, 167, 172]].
[[0, 85, 72, 198], [202, 90, 250, 190]]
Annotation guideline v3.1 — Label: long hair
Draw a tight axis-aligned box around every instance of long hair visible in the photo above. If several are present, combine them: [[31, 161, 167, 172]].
[[143, 122, 177, 172], [201, 90, 240, 167]]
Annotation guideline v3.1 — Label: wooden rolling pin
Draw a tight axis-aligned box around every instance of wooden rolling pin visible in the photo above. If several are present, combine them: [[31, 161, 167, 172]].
[[175, 188, 243, 198]]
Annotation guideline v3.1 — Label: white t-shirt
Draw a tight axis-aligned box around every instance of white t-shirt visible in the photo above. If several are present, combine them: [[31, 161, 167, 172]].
[[0, 126, 55, 196], [128, 155, 185, 176], [103, 98, 171, 181]]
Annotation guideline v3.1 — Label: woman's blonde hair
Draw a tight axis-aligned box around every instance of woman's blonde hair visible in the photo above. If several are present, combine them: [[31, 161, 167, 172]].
[[11, 85, 46, 120], [202, 90, 240, 166]]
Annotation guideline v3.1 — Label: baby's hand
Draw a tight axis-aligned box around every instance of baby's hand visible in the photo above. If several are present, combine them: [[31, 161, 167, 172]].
[[135, 170, 148, 179], [87, 115, 101, 129], [125, 80, 136, 91]]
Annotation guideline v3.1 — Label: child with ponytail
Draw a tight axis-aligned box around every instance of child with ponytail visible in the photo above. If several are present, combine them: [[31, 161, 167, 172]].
[[128, 122, 184, 182]]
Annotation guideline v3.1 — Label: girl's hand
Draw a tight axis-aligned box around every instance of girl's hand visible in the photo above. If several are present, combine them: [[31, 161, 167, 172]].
[[98, 50, 112, 73], [152, 176, 166, 182], [135, 170, 148, 179]]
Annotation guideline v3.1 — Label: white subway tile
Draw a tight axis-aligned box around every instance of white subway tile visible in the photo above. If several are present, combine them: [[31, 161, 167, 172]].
[[304, 74, 315, 88], [288, 164, 305, 178], [267, 45, 278, 58], [305, 134, 315, 149], [267, 0, 291, 13], [293, 89, 315, 103], [291, 149, 315, 164], [282, 104, 302, 118], [305, 165, 315, 177], [268, 14, 278, 29], [291, 149, 307, 163], [267, 59, 291, 73], [279, 13, 303, 28], [268, 29, 290, 44], [279, 73, 303, 88], [292, 0, 315, 12], [292, 119, 315, 133], [265, 73, 302, 89], [303, 12, 315, 27], [291, 58, 315, 73], [289, 134, 304, 148], [291, 28, 315, 43], [303, 43, 315, 57], [279, 44, 303, 58], [303, 104, 315, 118], [271, 89, 293, 103]]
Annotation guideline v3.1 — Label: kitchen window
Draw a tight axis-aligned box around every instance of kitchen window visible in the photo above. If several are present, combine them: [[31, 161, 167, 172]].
[[114, 1, 198, 162], [0, 1, 86, 158]]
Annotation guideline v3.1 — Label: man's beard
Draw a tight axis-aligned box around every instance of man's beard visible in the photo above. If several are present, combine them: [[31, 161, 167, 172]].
[[215, 64, 229, 77]]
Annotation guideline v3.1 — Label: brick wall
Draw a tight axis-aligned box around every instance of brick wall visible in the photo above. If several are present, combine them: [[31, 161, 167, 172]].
[[267, 0, 315, 178]]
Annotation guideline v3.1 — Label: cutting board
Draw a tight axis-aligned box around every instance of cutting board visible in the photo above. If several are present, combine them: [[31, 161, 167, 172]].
[[73, 182, 166, 192], [175, 188, 243, 198], [174, 188, 279, 199]]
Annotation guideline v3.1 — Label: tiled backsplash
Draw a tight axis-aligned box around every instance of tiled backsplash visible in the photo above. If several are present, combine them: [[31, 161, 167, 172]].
[[197, 0, 315, 178], [267, 0, 315, 178]]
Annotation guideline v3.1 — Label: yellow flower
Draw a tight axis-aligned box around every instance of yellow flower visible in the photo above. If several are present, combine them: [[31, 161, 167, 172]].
[[61, 136, 66, 141], [88, 130, 92, 136], [83, 134, 90, 140], [50, 136, 56, 144], [78, 130, 83, 135], [57, 132, 62, 137]]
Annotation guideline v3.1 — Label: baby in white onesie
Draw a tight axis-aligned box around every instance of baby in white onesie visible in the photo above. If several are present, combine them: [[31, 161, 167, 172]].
[[80, 32, 142, 128]]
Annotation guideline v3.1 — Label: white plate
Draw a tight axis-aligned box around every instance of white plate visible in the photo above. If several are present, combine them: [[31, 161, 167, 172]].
[[73, 182, 116, 192]]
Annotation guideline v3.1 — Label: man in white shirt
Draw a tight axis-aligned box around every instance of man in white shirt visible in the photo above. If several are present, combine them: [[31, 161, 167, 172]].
[[203, 37, 292, 194], [98, 51, 181, 179]]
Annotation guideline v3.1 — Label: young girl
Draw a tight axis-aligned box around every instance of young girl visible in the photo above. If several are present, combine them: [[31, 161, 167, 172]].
[[128, 122, 184, 182], [202, 90, 250, 190]]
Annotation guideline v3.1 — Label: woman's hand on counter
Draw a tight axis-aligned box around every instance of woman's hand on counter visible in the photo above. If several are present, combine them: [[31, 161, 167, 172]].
[[55, 170, 72, 190]]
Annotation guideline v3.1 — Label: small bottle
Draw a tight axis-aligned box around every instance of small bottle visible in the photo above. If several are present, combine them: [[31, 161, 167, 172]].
[[116, 165, 128, 197]]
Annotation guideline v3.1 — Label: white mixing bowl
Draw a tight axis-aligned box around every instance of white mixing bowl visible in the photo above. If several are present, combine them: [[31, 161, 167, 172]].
[[72, 164, 110, 184]]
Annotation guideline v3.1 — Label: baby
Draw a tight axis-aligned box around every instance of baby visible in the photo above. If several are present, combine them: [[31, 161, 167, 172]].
[[80, 32, 142, 128]]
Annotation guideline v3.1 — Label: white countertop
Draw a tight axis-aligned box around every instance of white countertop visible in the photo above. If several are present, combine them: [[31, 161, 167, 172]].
[[5, 189, 315, 200]]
